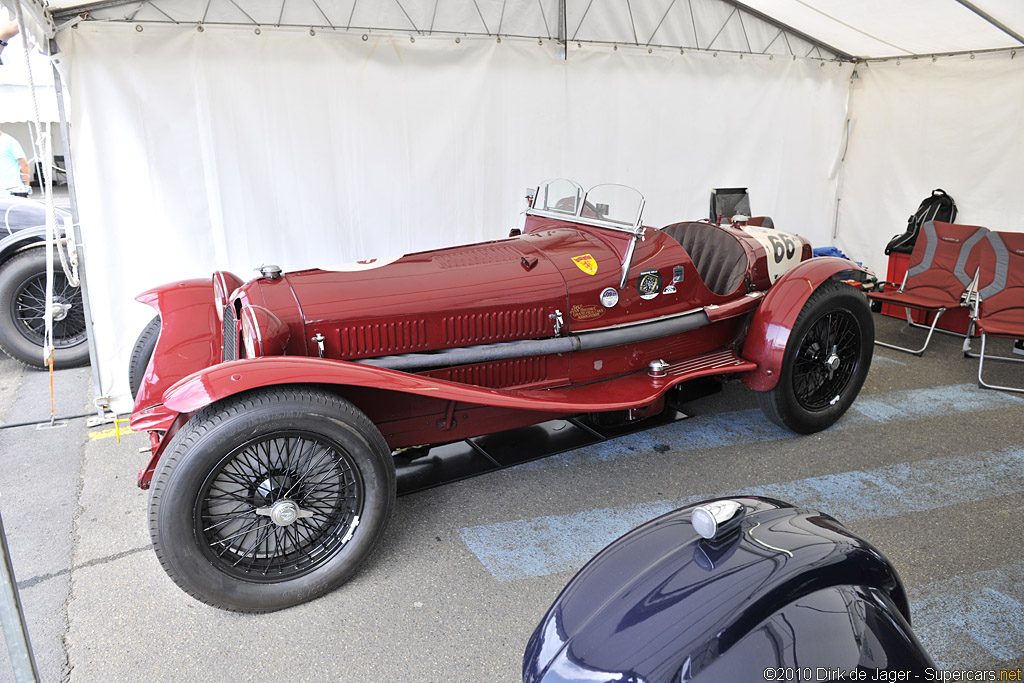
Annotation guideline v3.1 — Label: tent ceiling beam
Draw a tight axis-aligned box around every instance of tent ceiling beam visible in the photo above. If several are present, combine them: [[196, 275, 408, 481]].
[[470, 0, 489, 35], [952, 0, 1024, 46], [45, 0, 845, 61], [308, 0, 335, 29], [862, 43, 1022, 64], [569, 0, 591, 42], [645, 0, 676, 46], [625, 0, 638, 44], [717, 0, 854, 61], [393, 0, 419, 33], [142, 1, 175, 22], [53, 0, 145, 21]]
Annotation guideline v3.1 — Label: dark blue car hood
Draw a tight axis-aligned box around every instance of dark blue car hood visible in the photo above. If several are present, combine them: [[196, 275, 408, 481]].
[[522, 497, 915, 683]]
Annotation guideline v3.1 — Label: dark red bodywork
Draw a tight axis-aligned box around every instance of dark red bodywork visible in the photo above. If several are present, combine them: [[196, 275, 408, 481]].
[[131, 198, 866, 489]]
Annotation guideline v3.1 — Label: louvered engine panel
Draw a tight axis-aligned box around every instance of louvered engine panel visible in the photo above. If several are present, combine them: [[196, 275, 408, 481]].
[[432, 245, 522, 269], [433, 356, 547, 389], [444, 308, 548, 345], [338, 320, 428, 357]]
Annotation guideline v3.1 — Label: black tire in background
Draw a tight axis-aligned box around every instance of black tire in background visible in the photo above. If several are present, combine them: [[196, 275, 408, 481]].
[[0, 247, 90, 369], [129, 315, 161, 399], [757, 280, 874, 434], [148, 387, 396, 612]]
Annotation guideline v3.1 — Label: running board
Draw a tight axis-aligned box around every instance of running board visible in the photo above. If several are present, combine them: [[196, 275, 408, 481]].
[[395, 349, 753, 496]]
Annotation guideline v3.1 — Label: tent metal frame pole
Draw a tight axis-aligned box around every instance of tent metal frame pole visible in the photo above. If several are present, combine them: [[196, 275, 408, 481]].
[[50, 50, 108, 419], [556, 0, 566, 59], [717, 0, 855, 61], [952, 0, 1024, 46], [0, 506, 40, 683]]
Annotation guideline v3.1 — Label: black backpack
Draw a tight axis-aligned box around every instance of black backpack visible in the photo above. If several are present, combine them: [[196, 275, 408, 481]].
[[885, 189, 958, 255]]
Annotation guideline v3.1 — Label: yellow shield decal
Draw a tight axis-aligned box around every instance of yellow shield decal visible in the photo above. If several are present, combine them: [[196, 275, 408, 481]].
[[571, 254, 598, 276]]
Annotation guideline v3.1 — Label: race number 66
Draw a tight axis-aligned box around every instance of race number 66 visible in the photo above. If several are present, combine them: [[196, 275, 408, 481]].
[[765, 234, 797, 263]]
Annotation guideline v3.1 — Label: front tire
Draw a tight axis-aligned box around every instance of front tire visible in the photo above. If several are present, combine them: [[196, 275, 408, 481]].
[[0, 247, 89, 369], [757, 280, 873, 434], [129, 316, 161, 399], [149, 387, 396, 612]]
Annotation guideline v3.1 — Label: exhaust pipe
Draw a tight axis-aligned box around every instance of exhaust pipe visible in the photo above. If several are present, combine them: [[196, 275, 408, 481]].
[[356, 308, 711, 371]]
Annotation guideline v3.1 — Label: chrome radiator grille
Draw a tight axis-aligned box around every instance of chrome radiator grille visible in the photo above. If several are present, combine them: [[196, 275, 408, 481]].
[[223, 305, 238, 362]]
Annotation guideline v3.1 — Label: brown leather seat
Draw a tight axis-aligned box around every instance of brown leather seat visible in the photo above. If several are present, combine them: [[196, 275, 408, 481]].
[[662, 222, 747, 296]]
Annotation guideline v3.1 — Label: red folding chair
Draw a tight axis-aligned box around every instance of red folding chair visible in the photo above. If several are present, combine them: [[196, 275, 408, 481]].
[[965, 231, 1024, 393], [867, 221, 989, 355]]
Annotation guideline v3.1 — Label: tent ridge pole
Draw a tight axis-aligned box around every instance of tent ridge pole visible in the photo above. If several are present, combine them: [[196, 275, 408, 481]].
[[952, 0, 1024, 46], [718, 0, 855, 61]]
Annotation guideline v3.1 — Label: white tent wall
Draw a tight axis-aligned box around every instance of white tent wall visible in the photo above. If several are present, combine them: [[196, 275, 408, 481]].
[[58, 22, 852, 413], [836, 51, 1024, 275]]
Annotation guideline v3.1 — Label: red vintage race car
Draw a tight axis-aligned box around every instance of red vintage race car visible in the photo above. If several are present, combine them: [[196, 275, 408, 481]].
[[129, 179, 874, 612]]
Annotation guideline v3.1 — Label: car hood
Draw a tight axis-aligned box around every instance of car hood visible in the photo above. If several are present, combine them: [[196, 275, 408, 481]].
[[268, 229, 635, 359], [522, 497, 910, 683], [283, 235, 567, 324]]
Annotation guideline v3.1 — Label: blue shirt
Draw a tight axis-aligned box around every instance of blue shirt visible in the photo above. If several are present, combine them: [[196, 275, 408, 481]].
[[0, 134, 28, 191]]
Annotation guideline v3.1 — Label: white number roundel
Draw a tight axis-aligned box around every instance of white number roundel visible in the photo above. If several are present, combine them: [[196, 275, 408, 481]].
[[741, 226, 804, 282]]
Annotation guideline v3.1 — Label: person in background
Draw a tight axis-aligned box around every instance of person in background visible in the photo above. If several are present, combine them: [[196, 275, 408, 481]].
[[0, 19, 18, 65], [1, 127, 32, 197]]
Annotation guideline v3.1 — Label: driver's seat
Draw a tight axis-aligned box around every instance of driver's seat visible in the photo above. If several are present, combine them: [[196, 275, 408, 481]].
[[662, 222, 748, 296]]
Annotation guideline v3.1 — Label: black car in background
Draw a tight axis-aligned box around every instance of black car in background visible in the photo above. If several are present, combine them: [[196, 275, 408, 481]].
[[524, 497, 935, 682], [0, 196, 88, 368]]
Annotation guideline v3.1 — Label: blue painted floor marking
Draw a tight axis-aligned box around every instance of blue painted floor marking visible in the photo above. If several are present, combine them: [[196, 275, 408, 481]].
[[459, 447, 1024, 581], [871, 352, 906, 367], [515, 383, 1022, 472], [910, 561, 1024, 668]]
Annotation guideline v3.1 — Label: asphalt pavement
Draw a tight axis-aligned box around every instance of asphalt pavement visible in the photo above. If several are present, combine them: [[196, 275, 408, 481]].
[[0, 314, 1022, 682]]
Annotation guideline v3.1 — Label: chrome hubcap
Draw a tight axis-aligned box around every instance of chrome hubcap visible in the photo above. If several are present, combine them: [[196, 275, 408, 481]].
[[51, 301, 72, 322], [254, 499, 314, 527], [825, 347, 841, 379]]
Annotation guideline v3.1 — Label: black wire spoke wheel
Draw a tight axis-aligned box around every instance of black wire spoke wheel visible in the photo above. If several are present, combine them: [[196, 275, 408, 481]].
[[791, 310, 861, 411], [196, 432, 365, 582], [757, 279, 874, 435], [0, 248, 90, 368], [12, 269, 87, 349], [149, 388, 395, 612]]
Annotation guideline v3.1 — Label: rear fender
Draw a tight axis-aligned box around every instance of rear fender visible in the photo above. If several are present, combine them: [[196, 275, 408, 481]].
[[131, 278, 222, 414], [740, 257, 870, 391]]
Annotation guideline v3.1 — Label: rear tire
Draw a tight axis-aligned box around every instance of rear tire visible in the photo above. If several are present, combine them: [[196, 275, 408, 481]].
[[129, 316, 161, 399], [149, 387, 396, 612], [758, 280, 873, 434], [0, 247, 89, 369]]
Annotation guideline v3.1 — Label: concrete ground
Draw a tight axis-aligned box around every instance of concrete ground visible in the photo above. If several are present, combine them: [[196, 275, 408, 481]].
[[0, 314, 1022, 682]]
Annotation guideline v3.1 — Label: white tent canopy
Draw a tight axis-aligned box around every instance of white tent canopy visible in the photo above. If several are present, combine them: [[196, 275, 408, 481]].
[[18, 0, 1024, 59], [1, 0, 1022, 413]]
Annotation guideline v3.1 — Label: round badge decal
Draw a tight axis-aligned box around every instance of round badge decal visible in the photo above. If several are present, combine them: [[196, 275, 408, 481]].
[[637, 269, 662, 300], [600, 287, 619, 308]]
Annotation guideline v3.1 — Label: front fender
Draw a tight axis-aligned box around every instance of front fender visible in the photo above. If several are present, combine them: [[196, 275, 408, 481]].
[[740, 257, 870, 391], [0, 226, 65, 265], [523, 497, 928, 683], [131, 278, 222, 415]]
